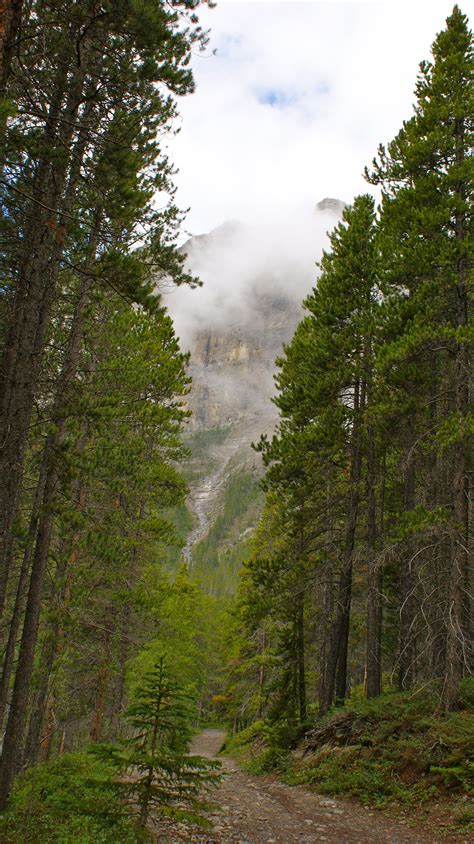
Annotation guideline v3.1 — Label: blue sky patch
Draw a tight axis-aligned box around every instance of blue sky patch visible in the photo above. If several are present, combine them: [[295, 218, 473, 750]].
[[257, 88, 298, 109]]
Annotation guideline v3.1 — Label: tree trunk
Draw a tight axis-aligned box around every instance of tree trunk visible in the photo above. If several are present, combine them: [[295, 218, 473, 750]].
[[108, 600, 131, 740], [0, 457, 50, 732], [398, 435, 416, 691], [326, 381, 363, 708], [318, 559, 333, 715], [296, 592, 306, 722], [23, 500, 84, 767], [333, 561, 353, 704], [257, 629, 266, 719], [318, 485, 334, 715], [366, 374, 382, 697], [0, 274, 92, 809], [443, 116, 470, 710], [37, 694, 55, 762], [0, 0, 23, 98], [108, 497, 141, 738], [0, 46, 94, 618], [90, 664, 110, 743]]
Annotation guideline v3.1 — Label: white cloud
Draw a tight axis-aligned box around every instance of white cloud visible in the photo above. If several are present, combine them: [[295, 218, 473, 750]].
[[166, 201, 342, 347], [162, 1, 469, 348], [170, 0, 462, 235]]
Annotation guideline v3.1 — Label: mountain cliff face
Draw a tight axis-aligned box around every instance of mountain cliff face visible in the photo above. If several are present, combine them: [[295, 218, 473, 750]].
[[187, 292, 301, 433], [170, 199, 345, 588]]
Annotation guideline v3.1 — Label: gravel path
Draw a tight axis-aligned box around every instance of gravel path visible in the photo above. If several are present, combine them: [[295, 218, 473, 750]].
[[187, 730, 446, 844], [152, 729, 467, 843]]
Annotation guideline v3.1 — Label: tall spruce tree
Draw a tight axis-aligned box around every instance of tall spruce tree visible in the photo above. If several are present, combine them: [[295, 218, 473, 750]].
[[0, 0, 202, 622], [366, 4, 473, 710], [254, 196, 380, 712], [0, 0, 208, 809]]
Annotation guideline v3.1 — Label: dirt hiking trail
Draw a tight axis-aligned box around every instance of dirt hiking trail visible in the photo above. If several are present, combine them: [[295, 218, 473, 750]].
[[152, 729, 468, 843]]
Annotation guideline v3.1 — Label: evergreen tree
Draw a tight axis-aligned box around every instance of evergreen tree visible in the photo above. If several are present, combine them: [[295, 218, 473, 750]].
[[254, 195, 380, 712], [230, 8, 472, 733], [21, 297, 191, 756], [366, 4, 473, 710], [0, 0, 208, 809], [120, 657, 220, 834], [0, 0, 203, 622]]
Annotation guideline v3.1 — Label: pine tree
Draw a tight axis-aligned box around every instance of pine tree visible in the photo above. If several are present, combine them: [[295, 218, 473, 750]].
[[0, 0, 203, 622], [0, 0, 207, 808], [366, 4, 473, 710], [120, 657, 220, 834], [255, 195, 380, 711]]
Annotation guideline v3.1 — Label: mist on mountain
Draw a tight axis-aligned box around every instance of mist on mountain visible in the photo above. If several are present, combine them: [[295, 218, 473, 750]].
[[164, 198, 346, 351]]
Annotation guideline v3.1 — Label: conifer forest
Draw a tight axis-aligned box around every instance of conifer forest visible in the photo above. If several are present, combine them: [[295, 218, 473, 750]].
[[0, 2, 472, 842]]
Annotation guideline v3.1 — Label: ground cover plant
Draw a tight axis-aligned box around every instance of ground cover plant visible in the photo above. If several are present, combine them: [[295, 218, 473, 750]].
[[225, 680, 474, 831], [0, 751, 138, 844]]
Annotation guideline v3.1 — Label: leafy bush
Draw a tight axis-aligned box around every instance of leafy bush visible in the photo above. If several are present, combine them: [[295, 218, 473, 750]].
[[459, 677, 474, 710], [225, 718, 298, 774], [0, 751, 138, 844]]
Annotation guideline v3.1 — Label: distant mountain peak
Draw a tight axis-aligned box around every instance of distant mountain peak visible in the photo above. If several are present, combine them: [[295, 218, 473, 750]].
[[315, 197, 346, 214]]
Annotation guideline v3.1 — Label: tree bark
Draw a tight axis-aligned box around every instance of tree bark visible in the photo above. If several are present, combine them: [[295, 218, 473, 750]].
[[0, 461, 50, 732], [0, 0, 23, 98], [108, 496, 141, 738], [326, 380, 363, 708], [23, 497, 84, 767], [366, 371, 382, 697], [0, 273, 92, 809], [0, 42, 94, 618], [398, 433, 416, 691], [443, 115, 470, 710], [318, 484, 334, 715], [296, 592, 306, 722], [257, 629, 266, 720], [90, 664, 110, 743]]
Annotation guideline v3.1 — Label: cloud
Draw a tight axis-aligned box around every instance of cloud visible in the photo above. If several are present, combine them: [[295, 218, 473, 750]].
[[164, 200, 344, 349], [169, 0, 460, 236], [162, 1, 469, 350]]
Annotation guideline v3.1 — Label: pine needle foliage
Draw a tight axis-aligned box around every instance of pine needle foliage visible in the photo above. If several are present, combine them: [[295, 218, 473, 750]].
[[120, 657, 221, 833]]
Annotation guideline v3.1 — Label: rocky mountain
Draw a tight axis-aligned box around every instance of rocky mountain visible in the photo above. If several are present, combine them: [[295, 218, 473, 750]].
[[315, 197, 346, 215], [187, 292, 301, 433], [168, 199, 346, 590]]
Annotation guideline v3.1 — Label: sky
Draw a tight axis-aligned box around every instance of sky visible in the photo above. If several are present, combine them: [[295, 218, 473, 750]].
[[169, 0, 463, 237], [163, 0, 469, 346]]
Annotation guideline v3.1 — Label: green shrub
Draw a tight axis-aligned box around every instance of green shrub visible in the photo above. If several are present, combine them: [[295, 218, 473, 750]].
[[459, 677, 474, 711], [0, 751, 138, 844], [291, 690, 474, 809], [225, 718, 299, 774], [118, 657, 221, 832], [226, 688, 474, 821]]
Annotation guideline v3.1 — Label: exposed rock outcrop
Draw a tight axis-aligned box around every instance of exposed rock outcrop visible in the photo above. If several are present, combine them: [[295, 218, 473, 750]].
[[170, 199, 346, 567]]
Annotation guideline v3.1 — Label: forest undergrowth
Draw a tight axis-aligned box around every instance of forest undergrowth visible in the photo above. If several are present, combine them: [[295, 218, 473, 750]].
[[224, 681, 474, 834]]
